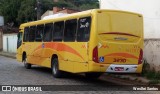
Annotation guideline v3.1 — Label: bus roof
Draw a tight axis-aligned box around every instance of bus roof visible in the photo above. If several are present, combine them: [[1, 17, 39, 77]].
[[20, 9, 142, 29]]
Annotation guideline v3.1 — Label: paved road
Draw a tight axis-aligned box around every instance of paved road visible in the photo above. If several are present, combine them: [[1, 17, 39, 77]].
[[0, 56, 159, 94]]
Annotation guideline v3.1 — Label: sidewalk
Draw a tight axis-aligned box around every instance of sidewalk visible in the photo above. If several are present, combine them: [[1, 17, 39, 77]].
[[103, 74, 150, 85], [0, 51, 153, 85], [0, 51, 16, 59]]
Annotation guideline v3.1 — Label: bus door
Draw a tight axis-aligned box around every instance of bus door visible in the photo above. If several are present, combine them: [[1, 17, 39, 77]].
[[17, 32, 23, 62]]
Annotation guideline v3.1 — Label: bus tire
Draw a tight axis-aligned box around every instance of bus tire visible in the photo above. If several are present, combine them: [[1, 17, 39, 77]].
[[85, 72, 102, 79], [51, 58, 62, 78], [23, 55, 31, 69]]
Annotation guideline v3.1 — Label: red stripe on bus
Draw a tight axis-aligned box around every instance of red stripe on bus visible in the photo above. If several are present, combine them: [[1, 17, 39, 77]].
[[99, 32, 139, 37], [105, 53, 138, 59]]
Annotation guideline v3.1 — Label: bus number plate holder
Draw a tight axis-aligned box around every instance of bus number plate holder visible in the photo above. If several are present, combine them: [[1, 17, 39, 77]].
[[114, 67, 124, 71]]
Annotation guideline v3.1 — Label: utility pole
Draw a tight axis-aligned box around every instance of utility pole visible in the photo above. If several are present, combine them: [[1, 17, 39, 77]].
[[36, 0, 42, 20]]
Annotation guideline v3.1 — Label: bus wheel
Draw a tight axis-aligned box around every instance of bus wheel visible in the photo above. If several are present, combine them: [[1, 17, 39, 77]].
[[52, 58, 62, 78], [85, 72, 102, 79], [23, 56, 31, 69]]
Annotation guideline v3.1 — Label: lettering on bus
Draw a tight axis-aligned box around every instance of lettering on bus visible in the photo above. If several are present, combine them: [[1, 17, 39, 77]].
[[113, 58, 126, 63], [98, 43, 109, 48], [81, 44, 87, 48]]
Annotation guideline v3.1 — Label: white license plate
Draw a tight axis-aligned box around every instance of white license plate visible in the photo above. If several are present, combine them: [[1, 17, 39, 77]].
[[114, 67, 124, 71]]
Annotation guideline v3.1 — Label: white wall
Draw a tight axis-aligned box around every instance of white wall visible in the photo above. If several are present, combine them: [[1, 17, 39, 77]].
[[3, 34, 17, 53], [144, 39, 160, 71], [100, 0, 160, 39]]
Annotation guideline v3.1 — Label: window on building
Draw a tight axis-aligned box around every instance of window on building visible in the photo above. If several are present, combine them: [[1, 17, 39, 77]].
[[23, 27, 29, 42], [64, 19, 77, 42], [29, 26, 36, 42], [77, 17, 91, 42], [36, 25, 44, 42], [53, 21, 64, 41], [43, 23, 53, 42]]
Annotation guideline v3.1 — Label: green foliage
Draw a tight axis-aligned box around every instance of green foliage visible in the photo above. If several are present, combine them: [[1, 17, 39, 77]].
[[79, 3, 99, 11], [17, 0, 36, 24], [149, 80, 159, 85], [0, 0, 21, 26], [59, 0, 99, 10], [41, 0, 54, 14], [17, 0, 55, 24], [0, 0, 99, 26], [53, 1, 76, 9], [141, 58, 160, 84]]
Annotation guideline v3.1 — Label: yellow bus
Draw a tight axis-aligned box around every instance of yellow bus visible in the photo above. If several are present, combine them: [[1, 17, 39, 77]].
[[16, 9, 143, 78]]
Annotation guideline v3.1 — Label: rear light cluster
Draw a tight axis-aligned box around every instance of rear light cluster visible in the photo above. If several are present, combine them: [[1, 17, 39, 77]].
[[92, 46, 99, 63], [138, 49, 143, 64]]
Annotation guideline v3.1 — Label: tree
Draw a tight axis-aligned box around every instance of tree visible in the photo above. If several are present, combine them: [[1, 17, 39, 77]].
[[61, 0, 99, 10], [0, 0, 22, 26], [53, 0, 76, 9], [17, 0, 37, 24], [0, 0, 99, 26], [17, 0, 55, 23]]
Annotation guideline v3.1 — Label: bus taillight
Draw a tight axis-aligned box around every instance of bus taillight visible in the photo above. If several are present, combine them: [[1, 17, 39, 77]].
[[138, 49, 143, 64], [93, 46, 99, 63]]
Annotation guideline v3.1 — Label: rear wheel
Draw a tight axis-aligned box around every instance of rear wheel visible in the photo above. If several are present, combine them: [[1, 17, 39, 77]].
[[85, 72, 102, 79], [23, 55, 31, 69], [51, 58, 63, 78]]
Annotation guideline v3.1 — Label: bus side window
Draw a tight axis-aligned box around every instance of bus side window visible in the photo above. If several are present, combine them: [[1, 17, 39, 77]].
[[43, 23, 53, 42], [29, 26, 36, 42], [64, 19, 77, 42], [77, 17, 91, 42], [23, 27, 29, 42], [53, 21, 64, 42], [36, 24, 44, 42]]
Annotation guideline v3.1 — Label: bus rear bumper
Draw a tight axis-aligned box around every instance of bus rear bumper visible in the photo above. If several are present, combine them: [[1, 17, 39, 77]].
[[106, 64, 142, 73], [88, 62, 143, 73]]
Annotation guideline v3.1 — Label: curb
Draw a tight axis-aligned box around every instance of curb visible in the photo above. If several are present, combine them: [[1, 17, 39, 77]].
[[101, 74, 149, 85]]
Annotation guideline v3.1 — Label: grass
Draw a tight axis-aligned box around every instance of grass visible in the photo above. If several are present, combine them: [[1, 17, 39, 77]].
[[142, 59, 160, 84], [149, 80, 160, 85]]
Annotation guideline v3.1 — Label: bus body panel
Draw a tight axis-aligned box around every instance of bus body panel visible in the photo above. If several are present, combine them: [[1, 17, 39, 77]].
[[88, 10, 143, 73], [16, 9, 143, 74]]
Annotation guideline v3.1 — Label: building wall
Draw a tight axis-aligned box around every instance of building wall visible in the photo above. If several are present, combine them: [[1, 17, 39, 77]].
[[100, 0, 160, 39], [144, 39, 160, 71], [0, 31, 2, 51], [3, 34, 17, 53]]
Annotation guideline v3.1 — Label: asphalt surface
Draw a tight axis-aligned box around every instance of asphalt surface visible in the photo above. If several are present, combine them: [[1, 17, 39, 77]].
[[0, 56, 159, 94]]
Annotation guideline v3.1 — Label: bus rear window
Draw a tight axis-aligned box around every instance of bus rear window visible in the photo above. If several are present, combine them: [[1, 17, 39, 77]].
[[77, 17, 91, 42]]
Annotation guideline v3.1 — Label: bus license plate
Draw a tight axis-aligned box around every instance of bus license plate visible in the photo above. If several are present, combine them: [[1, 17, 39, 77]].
[[114, 67, 124, 71]]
